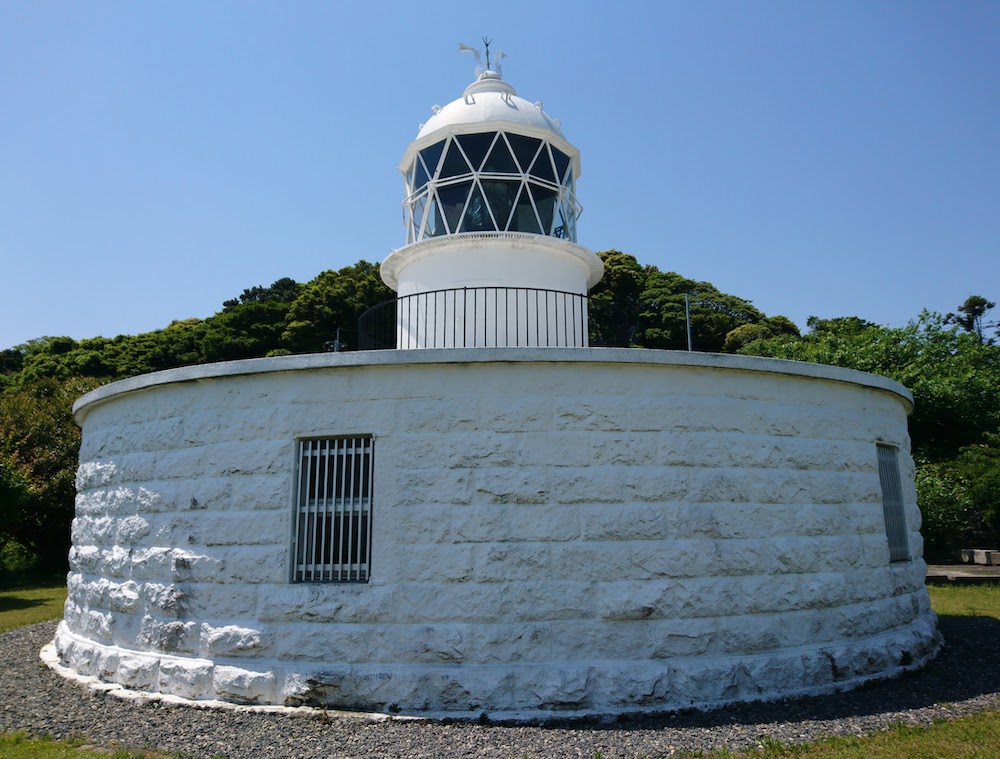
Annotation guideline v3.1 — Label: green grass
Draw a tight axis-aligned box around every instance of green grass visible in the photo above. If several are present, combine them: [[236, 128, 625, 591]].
[[674, 711, 1000, 757], [0, 578, 68, 634], [926, 583, 1000, 618], [0, 731, 170, 758]]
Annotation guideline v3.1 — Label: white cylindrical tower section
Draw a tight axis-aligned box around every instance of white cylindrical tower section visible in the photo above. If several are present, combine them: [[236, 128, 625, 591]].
[[381, 67, 603, 349]]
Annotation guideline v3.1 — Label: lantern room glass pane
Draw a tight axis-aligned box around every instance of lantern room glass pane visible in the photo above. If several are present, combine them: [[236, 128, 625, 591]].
[[419, 141, 446, 179], [457, 133, 495, 173], [482, 136, 518, 174], [438, 181, 472, 234], [552, 148, 571, 184], [411, 194, 427, 238], [530, 183, 557, 235], [439, 139, 472, 179], [413, 155, 430, 194], [481, 179, 519, 231], [459, 182, 496, 232], [555, 199, 573, 240], [424, 194, 445, 237], [506, 133, 542, 174], [510, 184, 542, 234], [529, 145, 557, 183]]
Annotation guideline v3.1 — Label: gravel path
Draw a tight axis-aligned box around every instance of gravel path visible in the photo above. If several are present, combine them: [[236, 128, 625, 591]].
[[3, 618, 1000, 758]]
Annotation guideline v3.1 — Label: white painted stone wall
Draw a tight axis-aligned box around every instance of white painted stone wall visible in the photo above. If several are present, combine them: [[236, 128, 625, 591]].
[[53, 348, 940, 719]]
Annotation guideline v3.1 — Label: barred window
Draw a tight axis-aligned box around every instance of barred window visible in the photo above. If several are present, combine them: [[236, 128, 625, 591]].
[[292, 437, 373, 582], [876, 444, 910, 562]]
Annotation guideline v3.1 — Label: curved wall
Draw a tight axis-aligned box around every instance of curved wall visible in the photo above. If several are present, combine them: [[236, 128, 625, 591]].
[[53, 348, 940, 718]]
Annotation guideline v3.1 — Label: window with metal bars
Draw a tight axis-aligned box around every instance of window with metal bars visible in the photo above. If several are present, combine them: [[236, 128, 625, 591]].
[[876, 444, 910, 562], [292, 436, 373, 582]]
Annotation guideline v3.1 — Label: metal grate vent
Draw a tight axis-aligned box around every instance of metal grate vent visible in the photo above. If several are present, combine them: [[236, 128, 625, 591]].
[[877, 444, 910, 562], [292, 436, 374, 582]]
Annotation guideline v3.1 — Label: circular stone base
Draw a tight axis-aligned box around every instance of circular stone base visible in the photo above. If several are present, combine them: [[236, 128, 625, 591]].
[[57, 348, 941, 717]]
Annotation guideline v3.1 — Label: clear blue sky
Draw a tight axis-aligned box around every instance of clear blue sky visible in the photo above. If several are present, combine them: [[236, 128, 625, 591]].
[[2, 1, 998, 350]]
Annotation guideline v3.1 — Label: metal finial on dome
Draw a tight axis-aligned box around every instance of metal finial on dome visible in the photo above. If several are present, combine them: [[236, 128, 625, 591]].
[[457, 38, 507, 79]]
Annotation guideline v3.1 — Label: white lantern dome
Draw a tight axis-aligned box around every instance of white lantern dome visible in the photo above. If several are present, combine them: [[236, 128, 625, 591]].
[[412, 70, 569, 144]]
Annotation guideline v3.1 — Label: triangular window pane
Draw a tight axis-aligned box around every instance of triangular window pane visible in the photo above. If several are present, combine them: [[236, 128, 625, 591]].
[[481, 179, 519, 231], [412, 194, 428, 239], [413, 156, 430, 193], [439, 139, 472, 179], [529, 183, 557, 235], [552, 148, 571, 184], [482, 135, 518, 174], [459, 182, 496, 232], [423, 193, 444, 237], [510, 183, 542, 234], [554, 199, 572, 240], [438, 181, 472, 234], [419, 141, 446, 179], [506, 133, 542, 174], [529, 144, 556, 183], [457, 133, 495, 173]]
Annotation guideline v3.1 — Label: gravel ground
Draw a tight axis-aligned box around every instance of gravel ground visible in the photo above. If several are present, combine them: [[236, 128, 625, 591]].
[[2, 618, 1000, 758]]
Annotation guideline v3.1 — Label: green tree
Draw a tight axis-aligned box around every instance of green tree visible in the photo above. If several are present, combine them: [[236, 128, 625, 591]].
[[283, 261, 393, 352], [637, 271, 766, 351], [587, 250, 649, 346], [221, 276, 303, 312], [202, 301, 292, 362], [723, 323, 775, 353], [0, 376, 101, 571], [946, 294, 995, 344]]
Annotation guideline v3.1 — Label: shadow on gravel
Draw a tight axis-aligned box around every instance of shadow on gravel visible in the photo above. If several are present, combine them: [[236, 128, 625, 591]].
[[530, 615, 1000, 732]]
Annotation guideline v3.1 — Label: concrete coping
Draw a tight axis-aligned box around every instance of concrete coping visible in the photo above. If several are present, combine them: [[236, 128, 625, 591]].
[[73, 347, 914, 424]]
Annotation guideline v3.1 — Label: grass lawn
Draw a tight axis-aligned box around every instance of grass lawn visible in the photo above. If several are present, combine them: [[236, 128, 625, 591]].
[[0, 732, 167, 758], [1, 580, 999, 758], [0, 577, 67, 634]]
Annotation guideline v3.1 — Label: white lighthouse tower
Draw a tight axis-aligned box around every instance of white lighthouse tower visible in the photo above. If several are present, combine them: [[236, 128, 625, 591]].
[[377, 44, 604, 348]]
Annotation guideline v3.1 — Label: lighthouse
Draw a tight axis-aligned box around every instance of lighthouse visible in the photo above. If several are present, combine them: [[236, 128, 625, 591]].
[[376, 45, 604, 348], [52, 43, 938, 720]]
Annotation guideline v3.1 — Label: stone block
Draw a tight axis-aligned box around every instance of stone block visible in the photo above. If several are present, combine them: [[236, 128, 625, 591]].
[[129, 547, 176, 583], [137, 615, 198, 654], [273, 623, 385, 663], [117, 653, 160, 691], [215, 545, 288, 584], [200, 623, 272, 657], [170, 550, 225, 584], [187, 511, 287, 548], [176, 582, 259, 619], [107, 580, 141, 613], [76, 461, 117, 490], [213, 665, 277, 704], [115, 514, 152, 544], [472, 466, 551, 505], [376, 543, 475, 583], [474, 543, 552, 582], [579, 503, 666, 542], [141, 582, 187, 616], [158, 658, 214, 700]]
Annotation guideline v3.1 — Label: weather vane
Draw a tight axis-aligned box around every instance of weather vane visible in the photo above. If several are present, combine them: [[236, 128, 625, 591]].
[[458, 37, 507, 77]]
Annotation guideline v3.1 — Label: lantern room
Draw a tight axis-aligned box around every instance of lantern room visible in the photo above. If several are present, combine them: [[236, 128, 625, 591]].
[[399, 71, 581, 244], [375, 54, 603, 350]]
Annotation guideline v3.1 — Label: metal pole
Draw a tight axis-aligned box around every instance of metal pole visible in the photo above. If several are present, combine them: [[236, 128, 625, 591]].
[[685, 293, 693, 352]]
